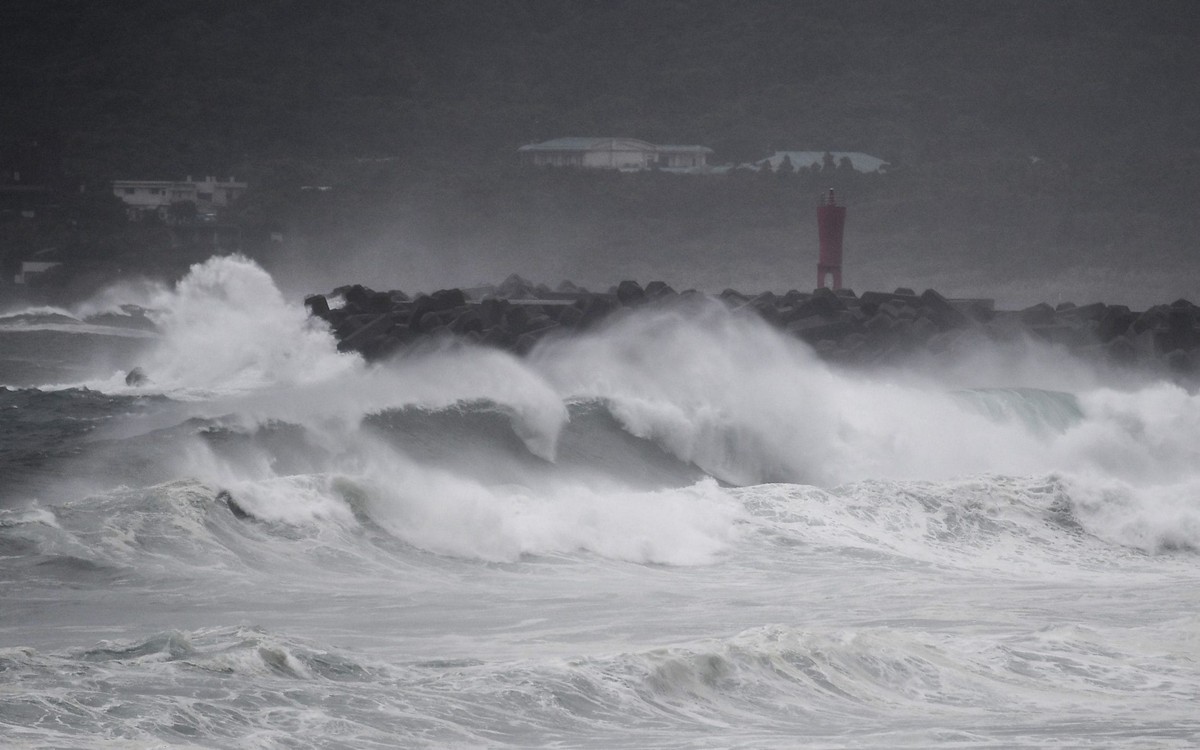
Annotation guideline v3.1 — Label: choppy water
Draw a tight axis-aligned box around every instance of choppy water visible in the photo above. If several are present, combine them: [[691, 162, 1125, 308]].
[[1, 255, 1198, 748]]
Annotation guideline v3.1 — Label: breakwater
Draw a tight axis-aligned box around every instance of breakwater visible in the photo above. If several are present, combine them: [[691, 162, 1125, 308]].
[[305, 274, 1200, 377]]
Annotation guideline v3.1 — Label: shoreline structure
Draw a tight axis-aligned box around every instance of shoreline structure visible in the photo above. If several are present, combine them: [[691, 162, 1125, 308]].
[[305, 275, 1200, 378]]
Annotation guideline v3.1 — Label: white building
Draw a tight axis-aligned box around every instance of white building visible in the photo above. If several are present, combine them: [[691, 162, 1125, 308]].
[[518, 138, 713, 171], [112, 176, 247, 220], [13, 261, 61, 285], [758, 151, 889, 173]]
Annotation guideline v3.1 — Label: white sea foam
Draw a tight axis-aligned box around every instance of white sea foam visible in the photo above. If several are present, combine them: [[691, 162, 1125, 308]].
[[72, 277, 169, 319], [13, 255, 1200, 750], [353, 448, 741, 564], [47, 255, 1200, 565]]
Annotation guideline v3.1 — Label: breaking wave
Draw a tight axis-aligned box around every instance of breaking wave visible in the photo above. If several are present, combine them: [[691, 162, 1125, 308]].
[[6, 254, 1200, 563]]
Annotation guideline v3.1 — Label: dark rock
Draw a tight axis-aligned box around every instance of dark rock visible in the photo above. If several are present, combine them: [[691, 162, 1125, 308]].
[[463, 285, 495, 301], [427, 307, 467, 332], [125, 367, 148, 387], [808, 287, 847, 316], [322, 306, 348, 327], [515, 323, 560, 354], [720, 288, 749, 305], [576, 295, 616, 329], [431, 288, 467, 308], [1167, 301, 1197, 332], [1131, 328, 1158, 359], [479, 298, 509, 328], [1020, 302, 1056, 326], [304, 294, 330, 317], [1165, 349, 1194, 374], [1105, 336, 1137, 365], [411, 289, 467, 329], [308, 279, 1200, 383], [524, 313, 556, 333], [556, 305, 584, 329], [451, 308, 484, 335], [774, 304, 801, 324], [864, 311, 899, 335], [910, 315, 939, 343], [746, 293, 782, 325], [645, 280, 677, 299], [364, 291, 394, 314], [1132, 305, 1168, 334], [480, 326, 516, 349], [361, 332, 407, 360], [616, 280, 646, 306], [879, 299, 916, 319], [334, 313, 375, 339], [503, 305, 531, 335], [1059, 301, 1108, 322], [952, 298, 996, 323], [1097, 305, 1134, 341], [860, 290, 905, 310], [919, 289, 969, 330], [337, 312, 398, 354], [1155, 327, 1200, 355], [1030, 323, 1095, 349], [787, 312, 860, 344], [496, 274, 536, 299], [342, 284, 372, 312]]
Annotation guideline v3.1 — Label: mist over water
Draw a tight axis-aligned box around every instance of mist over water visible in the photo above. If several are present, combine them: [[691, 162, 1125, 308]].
[[3, 255, 1200, 748]]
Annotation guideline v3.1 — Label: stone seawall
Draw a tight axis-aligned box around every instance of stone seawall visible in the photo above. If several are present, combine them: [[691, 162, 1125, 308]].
[[305, 274, 1200, 378]]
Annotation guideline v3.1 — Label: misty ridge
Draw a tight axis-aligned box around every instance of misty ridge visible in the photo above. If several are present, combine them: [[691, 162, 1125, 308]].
[[2, 0, 1199, 307]]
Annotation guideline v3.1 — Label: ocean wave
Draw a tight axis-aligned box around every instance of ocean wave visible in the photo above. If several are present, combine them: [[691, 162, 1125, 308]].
[[5, 618, 1196, 749]]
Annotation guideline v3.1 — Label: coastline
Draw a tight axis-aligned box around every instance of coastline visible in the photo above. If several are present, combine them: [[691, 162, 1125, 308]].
[[306, 274, 1200, 381]]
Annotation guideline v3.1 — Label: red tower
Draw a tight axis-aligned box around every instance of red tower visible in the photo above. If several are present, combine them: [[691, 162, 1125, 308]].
[[816, 188, 846, 290]]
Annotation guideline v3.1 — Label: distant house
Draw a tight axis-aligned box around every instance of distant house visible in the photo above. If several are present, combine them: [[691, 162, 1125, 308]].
[[112, 176, 247, 221], [13, 261, 62, 285], [518, 138, 713, 171], [758, 151, 889, 174]]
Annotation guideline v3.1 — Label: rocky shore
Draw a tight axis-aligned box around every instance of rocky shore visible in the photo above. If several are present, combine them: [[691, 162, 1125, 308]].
[[305, 274, 1200, 378]]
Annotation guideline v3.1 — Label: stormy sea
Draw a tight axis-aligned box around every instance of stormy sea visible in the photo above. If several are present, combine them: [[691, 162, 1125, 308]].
[[2, 255, 1199, 749]]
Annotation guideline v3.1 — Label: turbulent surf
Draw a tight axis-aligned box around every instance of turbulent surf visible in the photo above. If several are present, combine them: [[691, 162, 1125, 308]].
[[2, 255, 1198, 748]]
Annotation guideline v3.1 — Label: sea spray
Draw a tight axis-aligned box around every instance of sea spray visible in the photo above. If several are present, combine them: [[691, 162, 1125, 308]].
[[129, 254, 359, 395], [98, 259, 1200, 517], [351, 446, 741, 564], [9, 260, 1200, 748], [177, 416, 740, 565], [529, 300, 1063, 486], [1059, 473, 1200, 553], [30, 255, 1200, 563]]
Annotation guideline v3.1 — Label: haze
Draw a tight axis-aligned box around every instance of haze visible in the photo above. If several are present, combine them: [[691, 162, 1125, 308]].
[[2, 0, 1198, 308]]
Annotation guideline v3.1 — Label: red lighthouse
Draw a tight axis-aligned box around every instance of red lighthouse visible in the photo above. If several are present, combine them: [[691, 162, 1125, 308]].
[[816, 188, 846, 290]]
